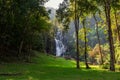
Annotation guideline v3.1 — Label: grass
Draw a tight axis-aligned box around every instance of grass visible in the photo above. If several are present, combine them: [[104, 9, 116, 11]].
[[0, 52, 120, 80]]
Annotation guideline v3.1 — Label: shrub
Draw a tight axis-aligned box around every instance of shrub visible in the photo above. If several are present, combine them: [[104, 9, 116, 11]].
[[100, 62, 109, 69]]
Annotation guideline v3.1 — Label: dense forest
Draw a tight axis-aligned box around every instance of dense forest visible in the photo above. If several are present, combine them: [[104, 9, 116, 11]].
[[0, 0, 120, 77], [0, 0, 56, 62]]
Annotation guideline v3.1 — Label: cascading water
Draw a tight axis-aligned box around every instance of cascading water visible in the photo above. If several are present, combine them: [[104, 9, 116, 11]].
[[55, 30, 66, 56]]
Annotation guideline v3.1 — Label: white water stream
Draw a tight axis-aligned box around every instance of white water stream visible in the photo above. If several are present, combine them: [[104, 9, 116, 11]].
[[55, 30, 66, 56]]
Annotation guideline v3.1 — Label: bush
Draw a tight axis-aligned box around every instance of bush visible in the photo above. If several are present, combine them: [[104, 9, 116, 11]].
[[100, 62, 109, 69]]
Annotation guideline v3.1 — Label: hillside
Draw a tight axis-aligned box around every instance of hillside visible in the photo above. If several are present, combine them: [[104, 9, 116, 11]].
[[0, 52, 120, 80]]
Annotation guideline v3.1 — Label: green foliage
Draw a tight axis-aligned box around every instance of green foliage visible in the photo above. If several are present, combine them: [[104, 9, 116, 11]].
[[56, 0, 71, 30], [79, 27, 90, 42], [115, 42, 120, 64], [0, 0, 53, 62], [100, 62, 110, 69], [87, 27, 107, 48]]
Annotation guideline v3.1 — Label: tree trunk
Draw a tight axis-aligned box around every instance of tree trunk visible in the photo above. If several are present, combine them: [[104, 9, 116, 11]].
[[18, 40, 23, 59], [82, 19, 90, 69], [74, 0, 80, 69], [114, 10, 120, 42], [104, 0, 115, 71], [18, 26, 27, 59], [93, 15, 103, 64]]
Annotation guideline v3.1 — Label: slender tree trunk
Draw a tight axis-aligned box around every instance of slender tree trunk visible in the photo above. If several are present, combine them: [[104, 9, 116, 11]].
[[93, 15, 103, 64], [75, 0, 80, 69], [82, 19, 90, 69], [104, 0, 115, 71], [114, 10, 120, 42], [18, 40, 23, 58], [18, 26, 26, 59]]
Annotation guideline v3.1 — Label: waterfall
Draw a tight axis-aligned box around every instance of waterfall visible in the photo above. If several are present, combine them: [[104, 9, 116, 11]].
[[55, 30, 66, 56]]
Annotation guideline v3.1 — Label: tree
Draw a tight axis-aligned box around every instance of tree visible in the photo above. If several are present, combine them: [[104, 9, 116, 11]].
[[57, 0, 98, 69], [0, 0, 51, 61], [56, 0, 80, 68], [91, 0, 116, 71], [82, 19, 90, 69], [111, 0, 120, 42], [93, 14, 104, 64], [104, 0, 115, 71], [74, 0, 80, 69]]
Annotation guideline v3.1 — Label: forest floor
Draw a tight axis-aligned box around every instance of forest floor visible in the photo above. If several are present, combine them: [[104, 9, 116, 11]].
[[0, 52, 120, 80]]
